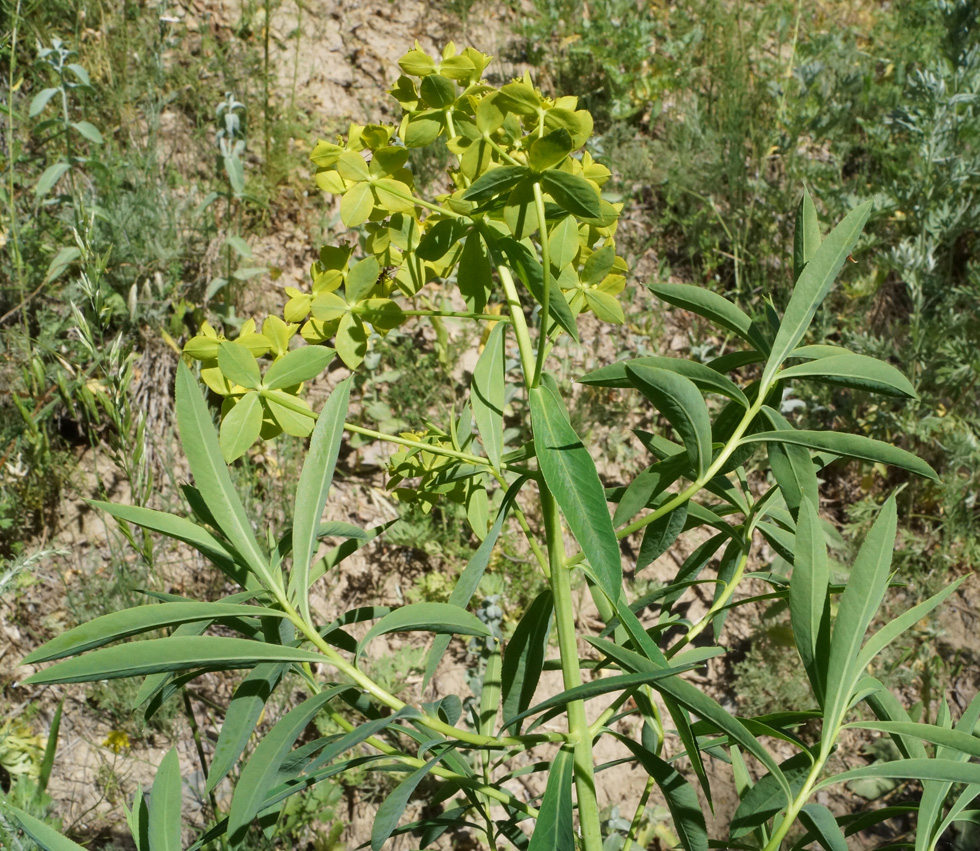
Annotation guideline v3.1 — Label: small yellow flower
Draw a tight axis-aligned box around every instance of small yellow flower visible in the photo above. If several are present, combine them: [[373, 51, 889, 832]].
[[103, 730, 131, 754]]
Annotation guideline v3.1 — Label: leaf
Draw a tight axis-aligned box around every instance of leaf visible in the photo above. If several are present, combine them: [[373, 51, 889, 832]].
[[527, 749, 575, 851], [419, 73, 456, 108], [417, 218, 468, 261], [372, 753, 449, 851], [457, 230, 493, 313], [24, 636, 324, 684], [649, 283, 769, 353], [7, 806, 90, 850], [208, 662, 288, 791], [529, 128, 573, 172], [471, 321, 506, 469], [793, 188, 822, 282], [739, 430, 939, 482], [496, 235, 579, 341], [263, 346, 335, 390], [176, 363, 276, 588], [637, 503, 687, 570], [335, 311, 368, 369], [614, 737, 708, 851], [540, 169, 601, 218], [529, 384, 621, 600], [29, 87, 59, 117], [822, 496, 897, 738], [778, 354, 917, 398], [626, 364, 713, 477], [71, 120, 104, 144], [762, 201, 872, 388], [229, 687, 345, 843], [815, 759, 980, 792], [764, 407, 819, 520], [288, 377, 352, 623], [341, 182, 375, 226], [501, 590, 554, 733], [37, 699, 62, 798], [798, 803, 848, 851], [580, 356, 749, 408], [22, 601, 287, 664], [43, 246, 81, 285], [148, 749, 182, 851], [422, 477, 519, 687], [731, 752, 812, 837], [358, 603, 492, 659], [548, 216, 579, 268], [462, 165, 528, 203], [217, 341, 261, 390], [789, 497, 831, 707], [35, 161, 71, 197], [220, 392, 263, 462], [347, 256, 381, 302], [843, 721, 980, 760]]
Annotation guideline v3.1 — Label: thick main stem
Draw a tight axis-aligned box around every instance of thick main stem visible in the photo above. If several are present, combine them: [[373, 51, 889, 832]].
[[543, 488, 604, 851]]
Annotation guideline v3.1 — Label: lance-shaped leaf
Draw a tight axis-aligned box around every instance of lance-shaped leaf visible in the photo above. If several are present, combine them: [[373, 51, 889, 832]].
[[24, 636, 324, 685], [220, 391, 263, 462], [793, 188, 822, 282], [540, 169, 601, 218], [822, 496, 897, 740], [626, 364, 713, 477], [731, 752, 813, 838], [530, 384, 622, 600], [789, 497, 831, 706], [815, 759, 980, 792], [527, 748, 575, 851], [471, 321, 506, 469], [761, 201, 872, 389], [229, 687, 345, 843], [176, 362, 276, 589], [263, 345, 335, 390], [148, 748, 182, 851], [372, 751, 452, 851], [581, 356, 749, 408], [798, 803, 848, 851], [462, 165, 528, 203], [22, 601, 288, 664], [650, 283, 770, 353], [763, 406, 819, 520], [288, 378, 352, 623], [457, 229, 493, 313], [778, 353, 917, 398], [501, 590, 554, 733], [614, 735, 708, 851], [7, 806, 90, 851], [358, 603, 492, 659], [739, 429, 939, 482], [637, 503, 688, 571]]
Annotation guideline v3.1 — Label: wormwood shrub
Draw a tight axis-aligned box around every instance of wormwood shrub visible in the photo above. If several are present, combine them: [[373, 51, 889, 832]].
[[10, 44, 980, 851]]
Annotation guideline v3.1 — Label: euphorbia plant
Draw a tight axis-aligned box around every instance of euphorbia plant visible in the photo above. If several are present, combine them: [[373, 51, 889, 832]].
[[12, 43, 980, 851]]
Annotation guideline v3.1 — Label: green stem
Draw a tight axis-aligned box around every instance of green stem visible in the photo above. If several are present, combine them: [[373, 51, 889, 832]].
[[403, 309, 511, 322], [544, 488, 603, 851], [620, 775, 654, 851], [342, 422, 495, 469], [498, 266, 536, 380], [760, 755, 826, 851], [483, 133, 522, 167]]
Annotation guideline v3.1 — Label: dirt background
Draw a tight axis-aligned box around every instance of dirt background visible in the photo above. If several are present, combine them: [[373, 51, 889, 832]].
[[5, 0, 980, 848]]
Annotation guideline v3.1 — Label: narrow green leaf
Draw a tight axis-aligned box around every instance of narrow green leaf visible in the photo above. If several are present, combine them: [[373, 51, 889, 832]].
[[175, 362, 275, 588], [289, 378, 352, 623], [580, 356, 749, 408], [471, 321, 506, 469], [763, 406, 819, 521], [35, 161, 71, 197], [611, 456, 689, 527], [229, 687, 344, 843], [798, 803, 848, 851], [779, 354, 917, 398], [372, 753, 450, 851], [527, 748, 575, 851], [501, 590, 554, 733], [220, 391, 263, 462], [208, 662, 288, 791], [649, 283, 769, 353], [148, 748, 182, 851], [529, 384, 621, 600], [218, 341, 261, 389], [43, 246, 81, 285], [789, 497, 830, 707], [36, 699, 63, 797], [823, 496, 897, 737], [540, 169, 601, 218], [844, 721, 980, 759], [731, 752, 812, 838], [740, 430, 939, 482], [615, 736, 708, 851], [71, 120, 104, 144], [23, 602, 287, 664], [263, 346, 335, 390], [24, 636, 323, 684], [637, 504, 687, 570], [358, 603, 491, 659], [626, 364, 713, 477], [7, 806, 89, 850], [762, 201, 872, 388], [815, 759, 980, 792], [423, 479, 519, 687], [793, 188, 822, 282], [462, 165, 528, 203]]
